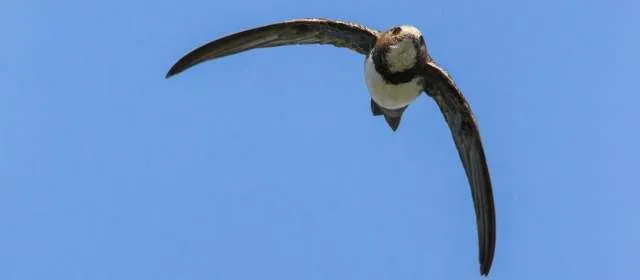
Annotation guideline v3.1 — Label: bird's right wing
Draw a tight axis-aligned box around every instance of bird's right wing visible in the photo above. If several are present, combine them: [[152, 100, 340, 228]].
[[421, 61, 496, 276], [166, 18, 380, 78]]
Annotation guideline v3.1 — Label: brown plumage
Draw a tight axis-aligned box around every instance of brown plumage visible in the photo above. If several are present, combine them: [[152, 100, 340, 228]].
[[166, 18, 496, 276], [422, 61, 496, 276], [166, 18, 379, 78]]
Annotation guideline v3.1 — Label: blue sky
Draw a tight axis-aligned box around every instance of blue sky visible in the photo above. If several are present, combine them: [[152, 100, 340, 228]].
[[1, 0, 638, 279]]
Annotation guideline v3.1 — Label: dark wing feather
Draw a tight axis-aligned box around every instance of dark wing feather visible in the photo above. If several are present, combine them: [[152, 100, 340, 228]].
[[421, 61, 496, 276], [166, 18, 379, 78]]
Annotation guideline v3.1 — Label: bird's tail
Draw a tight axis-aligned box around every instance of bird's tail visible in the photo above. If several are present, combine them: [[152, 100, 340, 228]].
[[370, 99, 407, 131]]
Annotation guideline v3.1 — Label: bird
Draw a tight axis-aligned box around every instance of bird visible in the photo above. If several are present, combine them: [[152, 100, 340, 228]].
[[165, 18, 496, 276]]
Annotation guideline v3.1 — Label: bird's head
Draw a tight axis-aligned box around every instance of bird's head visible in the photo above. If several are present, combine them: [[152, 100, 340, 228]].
[[375, 25, 427, 73]]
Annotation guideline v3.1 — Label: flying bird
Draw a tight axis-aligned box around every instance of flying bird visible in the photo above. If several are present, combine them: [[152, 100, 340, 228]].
[[166, 18, 496, 276]]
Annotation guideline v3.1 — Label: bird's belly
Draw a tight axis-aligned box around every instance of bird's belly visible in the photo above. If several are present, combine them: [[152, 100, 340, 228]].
[[364, 56, 422, 110]]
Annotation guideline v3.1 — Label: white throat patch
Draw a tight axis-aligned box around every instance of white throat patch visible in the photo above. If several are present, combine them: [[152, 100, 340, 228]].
[[386, 40, 417, 72]]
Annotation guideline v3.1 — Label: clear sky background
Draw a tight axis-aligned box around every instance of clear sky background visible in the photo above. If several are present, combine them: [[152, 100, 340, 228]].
[[2, 0, 638, 279]]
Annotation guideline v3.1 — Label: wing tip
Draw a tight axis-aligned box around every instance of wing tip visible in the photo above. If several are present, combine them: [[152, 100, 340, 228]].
[[166, 49, 203, 79], [480, 262, 492, 276], [165, 60, 188, 79], [165, 66, 179, 79], [479, 229, 496, 277]]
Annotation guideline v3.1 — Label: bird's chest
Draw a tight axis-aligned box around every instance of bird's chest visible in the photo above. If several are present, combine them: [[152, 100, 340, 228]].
[[364, 55, 422, 110]]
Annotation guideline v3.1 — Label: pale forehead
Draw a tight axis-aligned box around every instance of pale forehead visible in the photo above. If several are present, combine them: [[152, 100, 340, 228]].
[[399, 25, 422, 37]]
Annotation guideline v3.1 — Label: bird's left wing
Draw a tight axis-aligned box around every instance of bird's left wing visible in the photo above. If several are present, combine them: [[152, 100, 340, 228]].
[[421, 61, 496, 276], [166, 18, 380, 78]]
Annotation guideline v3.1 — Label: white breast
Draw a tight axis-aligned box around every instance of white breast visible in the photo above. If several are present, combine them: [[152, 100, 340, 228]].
[[364, 55, 422, 110]]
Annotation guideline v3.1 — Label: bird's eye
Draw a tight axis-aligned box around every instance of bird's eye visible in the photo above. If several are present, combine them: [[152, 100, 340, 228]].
[[391, 27, 402, 35], [419, 35, 425, 45]]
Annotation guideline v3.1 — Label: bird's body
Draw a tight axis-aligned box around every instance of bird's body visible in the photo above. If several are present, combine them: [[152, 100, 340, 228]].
[[364, 53, 422, 110], [166, 18, 496, 276]]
